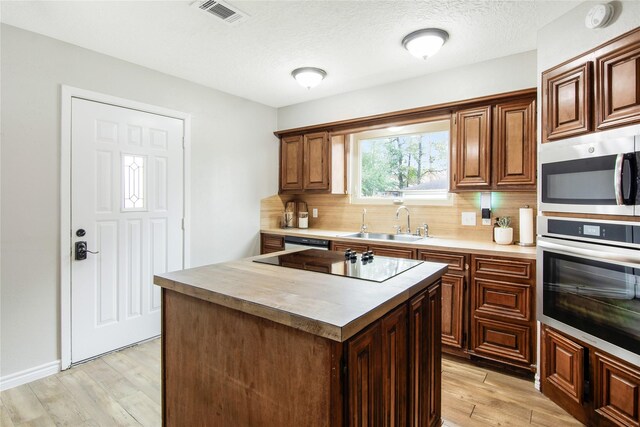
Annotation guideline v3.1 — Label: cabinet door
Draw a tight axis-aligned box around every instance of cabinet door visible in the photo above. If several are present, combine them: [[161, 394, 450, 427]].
[[369, 245, 416, 259], [596, 41, 640, 130], [594, 352, 640, 427], [303, 132, 330, 191], [542, 62, 592, 142], [260, 233, 285, 254], [540, 326, 589, 425], [409, 283, 442, 427], [280, 135, 303, 191], [381, 305, 408, 427], [494, 98, 536, 188], [452, 106, 492, 190], [441, 273, 465, 349], [347, 322, 381, 427], [541, 327, 586, 404]]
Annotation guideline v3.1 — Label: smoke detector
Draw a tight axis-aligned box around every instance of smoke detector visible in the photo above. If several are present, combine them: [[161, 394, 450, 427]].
[[191, 0, 248, 25]]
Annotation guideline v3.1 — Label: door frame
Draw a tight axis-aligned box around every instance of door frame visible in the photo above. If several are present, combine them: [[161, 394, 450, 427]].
[[60, 85, 191, 369]]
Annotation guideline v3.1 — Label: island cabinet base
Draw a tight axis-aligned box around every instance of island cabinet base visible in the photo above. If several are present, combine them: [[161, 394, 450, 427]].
[[162, 289, 343, 427], [162, 280, 442, 427]]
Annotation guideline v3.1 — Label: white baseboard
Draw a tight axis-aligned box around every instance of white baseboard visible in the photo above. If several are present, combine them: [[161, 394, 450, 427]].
[[0, 360, 61, 391]]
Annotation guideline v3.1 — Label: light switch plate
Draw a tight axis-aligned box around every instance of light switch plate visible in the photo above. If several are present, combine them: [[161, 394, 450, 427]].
[[312, 208, 318, 218], [461, 212, 476, 226]]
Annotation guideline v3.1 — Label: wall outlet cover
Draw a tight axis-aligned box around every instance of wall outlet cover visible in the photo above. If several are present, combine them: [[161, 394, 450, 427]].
[[312, 208, 318, 218], [461, 212, 476, 226]]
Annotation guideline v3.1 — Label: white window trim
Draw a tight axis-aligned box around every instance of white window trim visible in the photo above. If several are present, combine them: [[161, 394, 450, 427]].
[[349, 122, 453, 206]]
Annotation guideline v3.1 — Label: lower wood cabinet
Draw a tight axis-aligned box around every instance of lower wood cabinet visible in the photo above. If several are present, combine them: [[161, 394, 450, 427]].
[[418, 249, 468, 352], [594, 352, 640, 427], [470, 255, 535, 370], [260, 233, 285, 254], [346, 282, 442, 427], [542, 324, 640, 427]]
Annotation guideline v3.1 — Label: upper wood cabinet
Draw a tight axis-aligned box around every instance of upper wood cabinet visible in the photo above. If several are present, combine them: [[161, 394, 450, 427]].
[[451, 96, 536, 192], [542, 27, 640, 142], [542, 61, 592, 142], [596, 31, 640, 130], [279, 132, 347, 194], [494, 99, 537, 189], [280, 135, 304, 191], [452, 106, 492, 190], [302, 132, 330, 190]]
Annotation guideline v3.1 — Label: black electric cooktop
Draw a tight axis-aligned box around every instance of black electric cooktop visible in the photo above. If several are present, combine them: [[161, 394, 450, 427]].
[[253, 249, 423, 283]]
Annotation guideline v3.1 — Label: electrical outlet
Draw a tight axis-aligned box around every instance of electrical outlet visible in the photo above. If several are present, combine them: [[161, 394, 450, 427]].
[[461, 212, 476, 226], [312, 208, 318, 218]]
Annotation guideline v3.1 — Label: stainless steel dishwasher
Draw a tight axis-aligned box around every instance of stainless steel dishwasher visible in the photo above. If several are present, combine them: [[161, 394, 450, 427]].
[[284, 236, 330, 251]]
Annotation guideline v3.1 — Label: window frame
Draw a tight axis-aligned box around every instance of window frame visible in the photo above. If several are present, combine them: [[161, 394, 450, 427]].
[[350, 119, 453, 206]]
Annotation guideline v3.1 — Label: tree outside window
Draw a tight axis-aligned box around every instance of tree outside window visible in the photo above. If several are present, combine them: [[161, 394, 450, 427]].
[[359, 129, 449, 199]]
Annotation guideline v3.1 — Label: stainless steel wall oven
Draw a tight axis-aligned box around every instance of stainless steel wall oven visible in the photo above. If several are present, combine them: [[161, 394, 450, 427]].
[[537, 216, 640, 367]]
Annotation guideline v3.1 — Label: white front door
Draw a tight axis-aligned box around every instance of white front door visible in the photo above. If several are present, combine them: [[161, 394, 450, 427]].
[[71, 98, 184, 363]]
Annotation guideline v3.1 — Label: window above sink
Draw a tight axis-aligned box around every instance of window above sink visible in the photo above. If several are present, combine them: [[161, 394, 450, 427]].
[[350, 118, 452, 206]]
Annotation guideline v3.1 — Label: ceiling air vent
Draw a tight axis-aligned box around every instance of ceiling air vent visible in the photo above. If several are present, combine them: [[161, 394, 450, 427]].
[[192, 0, 248, 25]]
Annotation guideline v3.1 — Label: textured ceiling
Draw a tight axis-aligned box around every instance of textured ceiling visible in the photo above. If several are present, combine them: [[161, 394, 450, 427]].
[[0, 1, 580, 107]]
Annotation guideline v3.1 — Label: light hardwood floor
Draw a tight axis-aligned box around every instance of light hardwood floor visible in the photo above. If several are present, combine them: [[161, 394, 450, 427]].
[[1, 338, 582, 426]]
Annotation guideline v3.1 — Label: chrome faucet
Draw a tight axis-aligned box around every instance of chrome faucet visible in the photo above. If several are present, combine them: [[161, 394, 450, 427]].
[[360, 208, 368, 234], [395, 205, 410, 234]]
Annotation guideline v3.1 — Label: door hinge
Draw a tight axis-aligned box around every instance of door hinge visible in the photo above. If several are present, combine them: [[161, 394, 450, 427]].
[[181, 218, 185, 230], [182, 136, 186, 149], [342, 357, 348, 376]]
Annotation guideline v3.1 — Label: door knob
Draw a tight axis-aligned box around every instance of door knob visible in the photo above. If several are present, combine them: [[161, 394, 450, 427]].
[[75, 241, 99, 261]]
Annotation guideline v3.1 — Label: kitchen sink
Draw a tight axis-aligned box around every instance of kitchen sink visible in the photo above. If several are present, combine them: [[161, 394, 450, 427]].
[[341, 232, 425, 242]]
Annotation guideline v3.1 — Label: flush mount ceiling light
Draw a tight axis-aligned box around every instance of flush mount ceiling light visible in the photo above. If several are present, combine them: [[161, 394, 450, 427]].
[[402, 28, 449, 60], [291, 67, 327, 89]]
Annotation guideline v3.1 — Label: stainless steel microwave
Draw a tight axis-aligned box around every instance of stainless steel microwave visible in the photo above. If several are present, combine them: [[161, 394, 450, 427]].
[[539, 124, 640, 216]]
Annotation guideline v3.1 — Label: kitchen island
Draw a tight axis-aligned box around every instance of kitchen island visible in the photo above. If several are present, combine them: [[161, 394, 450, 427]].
[[154, 249, 447, 426]]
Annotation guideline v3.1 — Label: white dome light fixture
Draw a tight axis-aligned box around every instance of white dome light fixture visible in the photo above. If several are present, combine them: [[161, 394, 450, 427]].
[[291, 67, 327, 89], [402, 28, 449, 60]]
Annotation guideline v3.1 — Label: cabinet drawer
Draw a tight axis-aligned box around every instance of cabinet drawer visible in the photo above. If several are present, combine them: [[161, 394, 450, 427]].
[[418, 250, 467, 272], [370, 245, 415, 259], [472, 317, 531, 366], [473, 256, 533, 281], [594, 352, 640, 427], [261, 234, 285, 254], [473, 278, 531, 321], [331, 241, 368, 254]]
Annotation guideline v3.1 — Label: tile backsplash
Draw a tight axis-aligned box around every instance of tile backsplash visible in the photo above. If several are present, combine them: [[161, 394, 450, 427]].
[[261, 192, 537, 242]]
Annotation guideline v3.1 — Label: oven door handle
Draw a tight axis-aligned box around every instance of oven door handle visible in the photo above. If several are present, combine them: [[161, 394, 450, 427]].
[[538, 238, 640, 265]]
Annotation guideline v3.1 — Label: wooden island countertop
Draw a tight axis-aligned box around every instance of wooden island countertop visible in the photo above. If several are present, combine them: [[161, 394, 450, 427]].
[[154, 250, 447, 426], [154, 250, 447, 342]]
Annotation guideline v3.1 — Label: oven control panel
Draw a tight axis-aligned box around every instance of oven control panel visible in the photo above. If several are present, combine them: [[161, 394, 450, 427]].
[[547, 218, 640, 245]]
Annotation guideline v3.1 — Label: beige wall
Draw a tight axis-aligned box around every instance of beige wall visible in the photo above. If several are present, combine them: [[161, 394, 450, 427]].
[[0, 24, 278, 378]]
